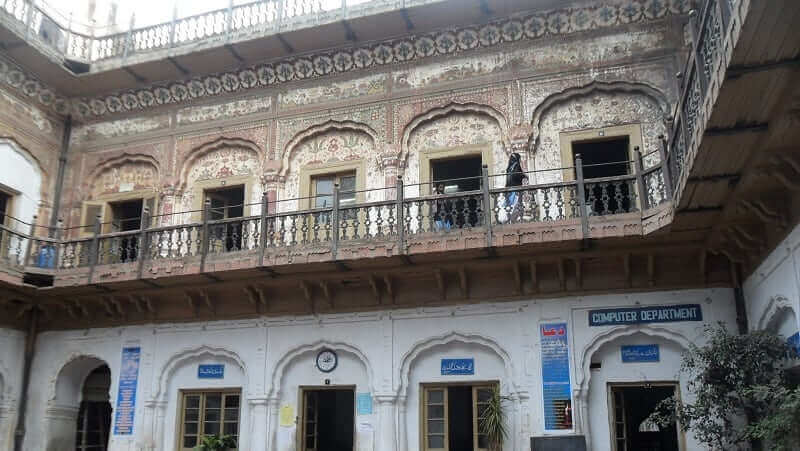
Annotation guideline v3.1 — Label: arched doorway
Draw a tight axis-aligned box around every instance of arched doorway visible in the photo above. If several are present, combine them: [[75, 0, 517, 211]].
[[74, 365, 112, 450]]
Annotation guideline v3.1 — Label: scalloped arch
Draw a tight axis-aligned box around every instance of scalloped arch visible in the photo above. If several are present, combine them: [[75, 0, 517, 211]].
[[266, 340, 376, 399], [400, 103, 510, 166], [575, 325, 691, 393], [48, 352, 112, 403], [279, 120, 379, 177], [528, 81, 671, 153], [756, 295, 797, 331], [178, 137, 263, 192], [84, 153, 160, 198], [396, 331, 518, 399], [151, 345, 247, 402], [0, 136, 48, 209]]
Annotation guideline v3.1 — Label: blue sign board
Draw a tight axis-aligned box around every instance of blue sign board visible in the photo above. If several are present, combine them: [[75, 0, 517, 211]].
[[198, 364, 225, 379], [589, 304, 702, 326], [357, 393, 373, 415], [441, 358, 475, 375], [621, 345, 660, 363], [114, 346, 141, 435], [788, 332, 800, 359], [540, 323, 572, 430]]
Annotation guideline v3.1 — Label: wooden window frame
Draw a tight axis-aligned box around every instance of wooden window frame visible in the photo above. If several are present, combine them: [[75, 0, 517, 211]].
[[0, 185, 17, 227], [190, 175, 255, 223], [418, 143, 493, 196], [298, 160, 366, 210], [296, 385, 357, 451], [559, 124, 643, 182], [419, 381, 499, 451], [606, 381, 685, 451], [177, 388, 242, 451], [80, 190, 158, 237]]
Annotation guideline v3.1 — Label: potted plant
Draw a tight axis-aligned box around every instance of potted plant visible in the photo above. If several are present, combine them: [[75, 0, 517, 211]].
[[195, 434, 236, 451], [479, 386, 510, 451]]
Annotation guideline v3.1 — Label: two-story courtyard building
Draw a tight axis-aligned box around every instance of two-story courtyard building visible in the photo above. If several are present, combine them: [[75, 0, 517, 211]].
[[0, 0, 799, 450]]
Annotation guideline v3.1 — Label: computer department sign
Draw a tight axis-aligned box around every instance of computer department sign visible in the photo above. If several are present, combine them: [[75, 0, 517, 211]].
[[589, 304, 703, 327]]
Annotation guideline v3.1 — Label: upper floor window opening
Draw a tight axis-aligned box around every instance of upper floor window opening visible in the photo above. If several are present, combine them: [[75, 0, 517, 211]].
[[431, 155, 482, 193], [108, 198, 143, 232], [179, 389, 241, 450], [81, 195, 157, 236], [205, 185, 245, 220], [0, 189, 13, 226], [573, 136, 631, 180], [312, 171, 356, 209]]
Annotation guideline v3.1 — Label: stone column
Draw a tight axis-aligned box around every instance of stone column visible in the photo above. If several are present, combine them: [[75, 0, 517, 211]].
[[396, 395, 407, 451], [151, 400, 167, 451], [574, 388, 591, 450], [375, 394, 397, 451], [248, 397, 269, 451], [140, 399, 157, 450], [266, 397, 281, 451]]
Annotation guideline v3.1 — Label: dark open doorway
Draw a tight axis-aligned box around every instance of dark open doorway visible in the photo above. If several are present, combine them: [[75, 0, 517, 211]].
[[447, 386, 474, 451], [431, 156, 482, 192], [573, 137, 630, 180], [205, 185, 245, 251], [75, 364, 112, 451], [611, 384, 680, 451], [303, 388, 355, 451]]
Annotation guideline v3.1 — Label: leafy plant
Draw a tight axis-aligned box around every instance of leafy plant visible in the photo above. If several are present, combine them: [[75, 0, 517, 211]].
[[479, 386, 511, 451], [195, 434, 236, 451], [647, 323, 800, 451]]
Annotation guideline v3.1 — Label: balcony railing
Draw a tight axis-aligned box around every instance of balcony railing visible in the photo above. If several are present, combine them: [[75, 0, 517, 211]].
[[3, 151, 674, 283], [665, 0, 738, 204], [0, 0, 425, 63]]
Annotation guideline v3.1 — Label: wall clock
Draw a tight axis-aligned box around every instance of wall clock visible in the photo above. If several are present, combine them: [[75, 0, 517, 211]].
[[316, 349, 338, 373]]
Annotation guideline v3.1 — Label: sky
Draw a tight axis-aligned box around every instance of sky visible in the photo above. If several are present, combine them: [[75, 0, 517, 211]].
[[44, 0, 372, 33]]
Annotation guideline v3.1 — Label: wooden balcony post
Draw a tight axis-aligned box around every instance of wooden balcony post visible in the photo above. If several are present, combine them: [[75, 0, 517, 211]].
[[136, 206, 150, 279], [634, 146, 648, 210], [169, 2, 178, 46], [658, 134, 673, 199], [23, 215, 37, 267], [200, 198, 211, 272], [258, 191, 269, 266], [575, 155, 590, 239], [688, 10, 709, 95], [396, 176, 405, 255], [481, 165, 493, 247], [55, 218, 63, 269], [226, 0, 234, 36], [87, 214, 102, 284], [122, 12, 135, 60], [331, 183, 340, 259]]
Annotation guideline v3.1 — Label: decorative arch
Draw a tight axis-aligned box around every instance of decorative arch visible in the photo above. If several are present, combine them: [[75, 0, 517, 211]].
[[528, 81, 671, 153], [400, 103, 510, 165], [279, 120, 379, 177], [84, 153, 160, 199], [48, 353, 112, 404], [178, 137, 263, 192], [0, 136, 47, 178], [151, 345, 247, 402], [756, 295, 797, 331], [396, 331, 519, 398], [575, 325, 691, 393], [266, 340, 376, 398]]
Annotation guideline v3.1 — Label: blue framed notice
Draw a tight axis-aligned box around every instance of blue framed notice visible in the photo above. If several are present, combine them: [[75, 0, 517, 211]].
[[621, 345, 660, 363], [198, 364, 225, 379], [357, 393, 373, 415], [589, 304, 702, 326], [113, 346, 141, 435], [540, 323, 572, 430], [788, 332, 800, 359], [441, 358, 474, 375]]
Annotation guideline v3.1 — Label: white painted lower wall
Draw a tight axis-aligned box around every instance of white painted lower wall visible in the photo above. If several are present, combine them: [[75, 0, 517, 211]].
[[744, 223, 800, 337], [0, 328, 24, 451], [4, 287, 738, 451]]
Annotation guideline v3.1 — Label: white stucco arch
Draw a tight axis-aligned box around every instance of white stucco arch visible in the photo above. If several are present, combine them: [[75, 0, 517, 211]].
[[151, 344, 248, 403], [48, 353, 112, 404], [756, 295, 797, 331], [266, 339, 377, 399], [0, 137, 45, 227], [396, 331, 519, 399], [576, 325, 691, 393]]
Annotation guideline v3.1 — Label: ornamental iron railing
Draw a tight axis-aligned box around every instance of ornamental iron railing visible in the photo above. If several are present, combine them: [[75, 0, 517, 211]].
[[0, 0, 429, 63], [8, 153, 671, 280]]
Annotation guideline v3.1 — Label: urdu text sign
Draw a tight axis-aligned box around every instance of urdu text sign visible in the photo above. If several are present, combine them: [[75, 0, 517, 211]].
[[113, 347, 141, 435], [589, 304, 703, 326]]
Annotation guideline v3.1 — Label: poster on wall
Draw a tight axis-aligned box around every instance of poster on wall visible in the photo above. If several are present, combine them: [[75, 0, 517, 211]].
[[540, 323, 573, 430], [113, 346, 141, 435], [787, 332, 800, 359]]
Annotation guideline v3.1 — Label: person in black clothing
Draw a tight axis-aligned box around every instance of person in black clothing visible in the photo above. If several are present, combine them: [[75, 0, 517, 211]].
[[504, 152, 527, 221], [433, 183, 453, 231]]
